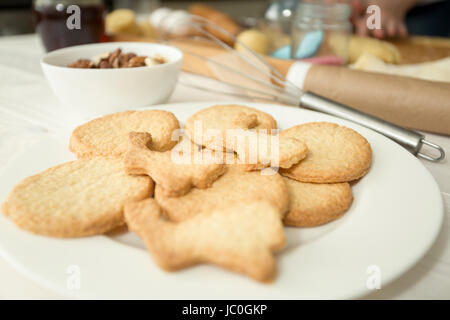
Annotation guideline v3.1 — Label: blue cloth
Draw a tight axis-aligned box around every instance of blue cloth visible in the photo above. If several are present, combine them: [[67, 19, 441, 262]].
[[271, 30, 324, 59]]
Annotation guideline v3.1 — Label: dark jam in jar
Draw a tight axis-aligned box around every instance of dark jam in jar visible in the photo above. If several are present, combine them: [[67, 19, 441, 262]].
[[33, 3, 105, 52]]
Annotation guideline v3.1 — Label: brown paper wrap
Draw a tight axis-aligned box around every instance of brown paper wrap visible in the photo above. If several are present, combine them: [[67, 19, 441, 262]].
[[303, 65, 450, 135]]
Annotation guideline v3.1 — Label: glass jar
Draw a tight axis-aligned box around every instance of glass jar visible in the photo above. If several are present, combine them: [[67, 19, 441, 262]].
[[33, 0, 105, 52], [260, 0, 299, 55], [291, 2, 352, 62]]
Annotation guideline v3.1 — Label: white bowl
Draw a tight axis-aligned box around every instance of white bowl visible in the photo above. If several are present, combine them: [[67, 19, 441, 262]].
[[41, 42, 183, 118]]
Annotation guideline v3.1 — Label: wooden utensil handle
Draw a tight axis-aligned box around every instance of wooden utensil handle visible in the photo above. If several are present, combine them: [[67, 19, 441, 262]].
[[111, 35, 295, 78]]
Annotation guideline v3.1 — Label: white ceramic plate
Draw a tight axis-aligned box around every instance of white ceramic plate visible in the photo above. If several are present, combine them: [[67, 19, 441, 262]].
[[0, 102, 443, 299]]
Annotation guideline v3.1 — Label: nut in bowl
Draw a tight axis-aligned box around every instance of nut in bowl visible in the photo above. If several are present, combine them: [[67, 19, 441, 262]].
[[41, 42, 183, 118]]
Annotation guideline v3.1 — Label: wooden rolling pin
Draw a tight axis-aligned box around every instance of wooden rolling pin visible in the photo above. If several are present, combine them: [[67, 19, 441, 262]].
[[112, 35, 450, 135], [188, 3, 242, 46], [112, 35, 292, 77]]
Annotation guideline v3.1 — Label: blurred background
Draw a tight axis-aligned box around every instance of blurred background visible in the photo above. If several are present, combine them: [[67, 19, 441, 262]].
[[1, 0, 449, 75], [1, 0, 449, 37], [1, 0, 269, 36]]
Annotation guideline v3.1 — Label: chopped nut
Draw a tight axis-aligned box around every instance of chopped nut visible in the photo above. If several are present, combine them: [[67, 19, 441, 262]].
[[99, 60, 113, 68], [152, 53, 167, 64], [66, 48, 167, 69], [128, 56, 146, 68], [145, 53, 168, 67], [108, 48, 122, 65], [145, 57, 157, 66], [91, 51, 110, 67], [119, 52, 136, 67], [112, 56, 120, 68], [68, 59, 92, 68]]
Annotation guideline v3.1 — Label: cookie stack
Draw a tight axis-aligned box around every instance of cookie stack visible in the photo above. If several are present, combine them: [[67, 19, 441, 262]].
[[2, 105, 372, 282]]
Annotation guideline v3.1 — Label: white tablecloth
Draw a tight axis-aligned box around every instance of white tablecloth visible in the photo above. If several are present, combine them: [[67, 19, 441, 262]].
[[0, 35, 449, 299]]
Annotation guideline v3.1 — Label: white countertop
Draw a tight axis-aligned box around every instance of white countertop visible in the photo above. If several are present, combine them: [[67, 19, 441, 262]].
[[0, 35, 449, 299]]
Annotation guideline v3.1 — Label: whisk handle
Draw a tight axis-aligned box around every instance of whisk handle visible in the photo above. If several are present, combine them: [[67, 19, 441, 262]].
[[299, 92, 445, 162]]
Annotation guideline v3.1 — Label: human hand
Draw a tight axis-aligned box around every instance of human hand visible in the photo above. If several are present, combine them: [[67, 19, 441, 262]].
[[353, 0, 418, 38]]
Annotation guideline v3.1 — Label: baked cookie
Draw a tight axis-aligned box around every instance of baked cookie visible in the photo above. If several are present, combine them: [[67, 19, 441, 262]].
[[70, 110, 180, 158], [233, 131, 308, 170], [2, 158, 153, 237], [125, 199, 286, 282], [280, 122, 372, 183], [155, 164, 288, 222], [124, 132, 226, 197], [184, 104, 277, 151], [283, 177, 353, 227]]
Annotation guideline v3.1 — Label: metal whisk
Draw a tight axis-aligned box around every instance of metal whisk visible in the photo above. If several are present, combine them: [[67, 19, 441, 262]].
[[158, 14, 445, 162]]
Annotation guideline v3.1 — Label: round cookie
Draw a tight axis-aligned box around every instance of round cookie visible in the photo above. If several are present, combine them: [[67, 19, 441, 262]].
[[184, 105, 277, 151], [70, 110, 180, 158], [280, 122, 372, 183], [283, 177, 353, 227], [236, 132, 308, 171], [155, 165, 288, 222], [2, 158, 153, 237]]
